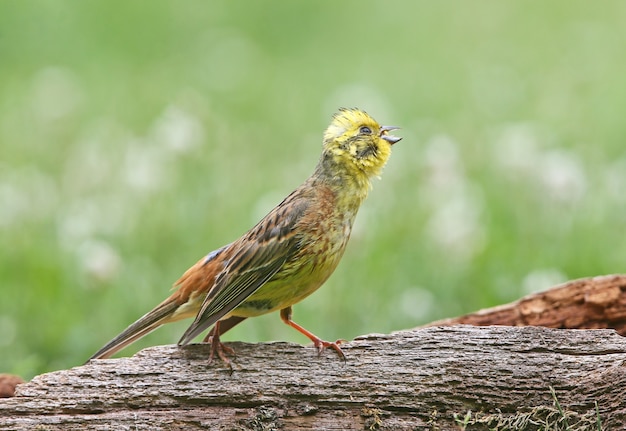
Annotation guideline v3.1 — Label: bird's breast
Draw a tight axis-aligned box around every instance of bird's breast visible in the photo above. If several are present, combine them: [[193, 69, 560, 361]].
[[232, 191, 358, 318]]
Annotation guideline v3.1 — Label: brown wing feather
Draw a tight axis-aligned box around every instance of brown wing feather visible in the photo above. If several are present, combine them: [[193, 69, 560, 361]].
[[178, 192, 310, 345]]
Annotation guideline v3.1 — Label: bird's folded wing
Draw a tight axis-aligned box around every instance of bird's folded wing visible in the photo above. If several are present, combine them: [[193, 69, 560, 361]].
[[178, 196, 309, 345]]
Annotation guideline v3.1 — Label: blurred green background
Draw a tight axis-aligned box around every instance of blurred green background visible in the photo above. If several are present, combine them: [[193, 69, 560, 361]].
[[1, 1, 625, 380]]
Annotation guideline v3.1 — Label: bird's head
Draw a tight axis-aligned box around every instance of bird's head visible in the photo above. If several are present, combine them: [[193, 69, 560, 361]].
[[322, 108, 401, 179]]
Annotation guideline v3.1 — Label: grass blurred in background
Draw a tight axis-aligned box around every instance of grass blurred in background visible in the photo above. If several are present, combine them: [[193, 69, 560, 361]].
[[1, 1, 625, 379]]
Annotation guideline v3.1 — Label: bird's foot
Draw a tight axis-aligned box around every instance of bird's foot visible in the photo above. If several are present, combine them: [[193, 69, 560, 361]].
[[280, 307, 347, 362], [206, 333, 236, 370], [311, 337, 346, 361]]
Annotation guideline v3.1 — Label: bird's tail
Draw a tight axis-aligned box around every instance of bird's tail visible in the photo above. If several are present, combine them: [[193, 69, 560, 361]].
[[87, 299, 181, 362]]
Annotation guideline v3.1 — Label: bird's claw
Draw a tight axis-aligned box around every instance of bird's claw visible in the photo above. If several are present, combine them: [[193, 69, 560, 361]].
[[207, 335, 236, 371], [313, 338, 346, 361]]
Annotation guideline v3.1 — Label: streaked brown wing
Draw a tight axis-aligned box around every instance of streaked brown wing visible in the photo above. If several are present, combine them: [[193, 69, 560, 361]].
[[178, 195, 309, 345]]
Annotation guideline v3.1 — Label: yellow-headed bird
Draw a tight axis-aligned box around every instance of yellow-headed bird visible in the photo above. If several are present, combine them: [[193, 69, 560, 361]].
[[89, 108, 401, 365]]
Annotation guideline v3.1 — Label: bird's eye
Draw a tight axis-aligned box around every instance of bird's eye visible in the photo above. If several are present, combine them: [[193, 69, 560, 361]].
[[359, 126, 372, 135]]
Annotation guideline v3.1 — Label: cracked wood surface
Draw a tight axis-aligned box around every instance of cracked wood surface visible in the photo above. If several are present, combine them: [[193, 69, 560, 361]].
[[425, 274, 626, 335], [1, 325, 626, 430]]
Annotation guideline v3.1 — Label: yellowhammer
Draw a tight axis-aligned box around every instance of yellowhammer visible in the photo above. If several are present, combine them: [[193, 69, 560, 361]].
[[89, 108, 401, 365]]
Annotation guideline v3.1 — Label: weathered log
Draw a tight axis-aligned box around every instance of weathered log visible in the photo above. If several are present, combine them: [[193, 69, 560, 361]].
[[425, 274, 626, 335], [0, 375, 23, 398], [1, 325, 625, 430]]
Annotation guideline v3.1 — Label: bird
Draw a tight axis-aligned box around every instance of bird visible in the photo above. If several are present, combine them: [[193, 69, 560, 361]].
[[88, 108, 401, 365]]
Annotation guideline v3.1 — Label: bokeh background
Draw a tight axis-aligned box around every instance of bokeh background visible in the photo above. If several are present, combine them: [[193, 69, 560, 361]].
[[1, 1, 625, 380]]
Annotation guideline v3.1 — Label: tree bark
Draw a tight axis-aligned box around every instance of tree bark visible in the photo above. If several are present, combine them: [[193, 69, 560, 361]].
[[1, 325, 625, 430], [424, 274, 626, 335]]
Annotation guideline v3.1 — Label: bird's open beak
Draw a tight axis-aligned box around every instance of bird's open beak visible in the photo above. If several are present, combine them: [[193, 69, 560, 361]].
[[380, 126, 402, 144]]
